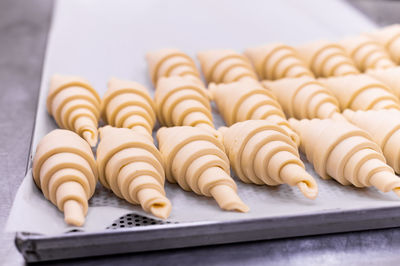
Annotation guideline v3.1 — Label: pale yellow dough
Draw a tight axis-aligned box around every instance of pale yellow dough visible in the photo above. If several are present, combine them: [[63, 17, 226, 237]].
[[290, 118, 400, 196], [155, 76, 218, 137], [47, 74, 101, 147], [101, 77, 156, 138], [96, 126, 171, 219], [344, 109, 400, 174], [157, 126, 249, 212], [340, 35, 395, 72], [320, 74, 400, 111], [263, 77, 343, 120], [367, 67, 400, 98], [219, 120, 318, 199], [146, 48, 203, 86], [367, 24, 400, 64], [32, 129, 98, 226], [245, 43, 314, 80], [209, 79, 300, 145], [296, 40, 360, 77], [197, 49, 257, 84]]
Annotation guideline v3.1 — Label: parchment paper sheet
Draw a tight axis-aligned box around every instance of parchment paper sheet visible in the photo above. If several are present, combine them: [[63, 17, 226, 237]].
[[8, 0, 400, 236]]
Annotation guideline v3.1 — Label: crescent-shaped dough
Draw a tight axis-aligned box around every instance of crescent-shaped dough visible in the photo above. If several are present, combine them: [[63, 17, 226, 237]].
[[197, 49, 257, 84], [209, 79, 300, 145], [96, 126, 171, 219], [263, 77, 343, 120], [289, 118, 400, 196], [344, 109, 400, 174], [245, 43, 314, 80], [296, 40, 360, 77], [32, 129, 98, 226], [367, 24, 400, 64], [101, 77, 156, 138], [47, 74, 101, 146], [219, 120, 318, 199], [157, 126, 249, 212], [146, 48, 203, 86], [340, 35, 395, 72], [367, 67, 400, 98], [320, 74, 400, 111]]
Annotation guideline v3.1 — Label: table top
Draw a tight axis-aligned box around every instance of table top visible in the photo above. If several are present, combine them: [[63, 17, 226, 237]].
[[1, 0, 400, 265]]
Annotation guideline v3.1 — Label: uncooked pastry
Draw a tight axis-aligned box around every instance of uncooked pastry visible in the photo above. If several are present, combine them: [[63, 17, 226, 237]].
[[146, 48, 203, 86], [340, 35, 395, 72], [96, 126, 171, 219], [367, 67, 400, 98], [197, 49, 257, 84], [289, 118, 400, 196], [155, 76, 218, 137], [157, 126, 249, 212], [47, 74, 101, 147], [320, 74, 400, 111], [32, 129, 98, 226], [209, 79, 300, 145], [101, 77, 156, 137], [245, 43, 314, 80], [344, 109, 400, 174], [296, 40, 360, 77], [219, 120, 318, 199], [368, 24, 400, 64], [263, 77, 343, 120]]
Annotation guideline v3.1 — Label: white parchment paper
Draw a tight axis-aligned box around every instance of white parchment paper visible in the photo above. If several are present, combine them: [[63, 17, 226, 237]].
[[8, 0, 400, 236]]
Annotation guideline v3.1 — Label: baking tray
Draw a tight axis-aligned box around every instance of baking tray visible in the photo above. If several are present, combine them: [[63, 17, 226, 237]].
[[12, 0, 400, 262]]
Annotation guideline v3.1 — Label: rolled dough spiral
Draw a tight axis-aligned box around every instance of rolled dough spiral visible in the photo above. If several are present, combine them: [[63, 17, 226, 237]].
[[344, 109, 400, 174], [320, 74, 400, 111], [219, 120, 318, 199], [32, 129, 98, 226], [157, 126, 249, 212], [155, 76, 218, 137], [296, 40, 360, 77], [209, 79, 299, 145], [245, 43, 314, 80], [101, 77, 156, 137], [47, 74, 101, 147], [289, 118, 400, 196], [146, 48, 203, 86], [197, 49, 257, 84], [340, 35, 395, 72], [368, 24, 400, 64], [263, 77, 343, 120], [367, 67, 400, 98], [96, 126, 171, 219]]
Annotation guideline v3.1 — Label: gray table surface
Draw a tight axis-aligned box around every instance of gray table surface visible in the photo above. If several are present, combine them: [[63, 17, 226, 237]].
[[1, 0, 400, 265]]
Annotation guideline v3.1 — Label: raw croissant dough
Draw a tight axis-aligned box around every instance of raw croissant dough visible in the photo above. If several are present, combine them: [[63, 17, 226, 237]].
[[146, 48, 203, 86], [344, 109, 400, 174], [296, 40, 360, 77], [157, 126, 249, 212], [320, 74, 400, 111], [367, 67, 400, 98], [245, 43, 314, 80], [96, 126, 171, 219], [32, 129, 98, 226], [368, 24, 400, 64], [155, 76, 218, 136], [101, 77, 156, 137], [290, 118, 400, 196], [340, 35, 395, 72], [197, 49, 257, 84], [219, 120, 318, 199], [263, 77, 343, 120], [209, 79, 300, 145], [47, 74, 101, 147]]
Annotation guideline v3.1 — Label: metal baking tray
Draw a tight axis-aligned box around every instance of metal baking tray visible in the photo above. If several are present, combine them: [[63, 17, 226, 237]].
[[13, 0, 400, 263]]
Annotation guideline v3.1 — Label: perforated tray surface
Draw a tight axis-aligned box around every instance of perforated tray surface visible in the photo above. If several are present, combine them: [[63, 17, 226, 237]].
[[13, 0, 400, 263]]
